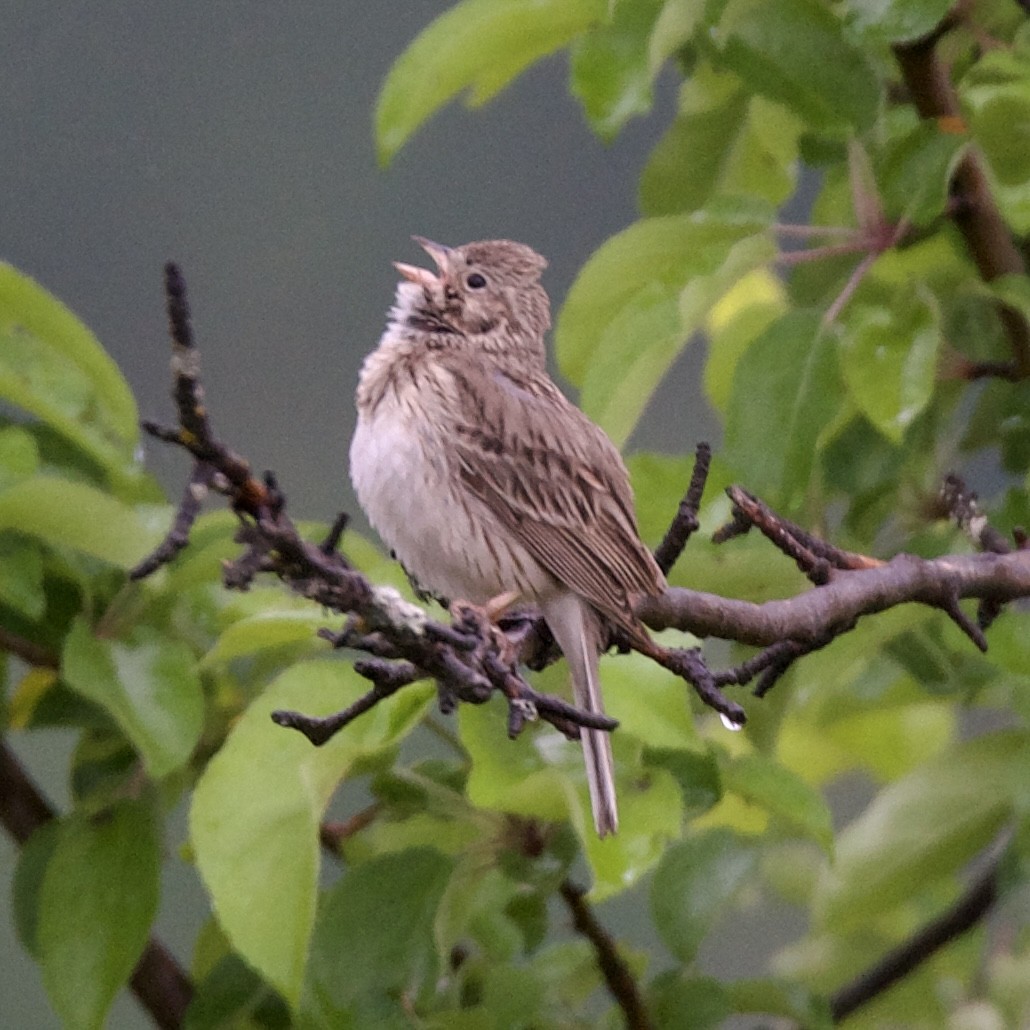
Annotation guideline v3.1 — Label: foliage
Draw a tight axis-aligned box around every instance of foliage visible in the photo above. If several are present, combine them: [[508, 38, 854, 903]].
[[4, 1, 1030, 1027]]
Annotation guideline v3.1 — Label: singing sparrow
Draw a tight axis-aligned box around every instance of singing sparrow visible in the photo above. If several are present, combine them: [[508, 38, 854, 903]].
[[350, 238, 666, 836]]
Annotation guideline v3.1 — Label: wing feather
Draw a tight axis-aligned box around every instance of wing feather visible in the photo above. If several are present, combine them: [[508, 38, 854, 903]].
[[447, 363, 664, 633]]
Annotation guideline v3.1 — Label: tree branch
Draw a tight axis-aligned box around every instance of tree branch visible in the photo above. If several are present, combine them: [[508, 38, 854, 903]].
[[829, 853, 999, 1022], [653, 442, 709, 575], [0, 742, 193, 1029], [641, 549, 1030, 646], [135, 266, 1030, 746], [559, 880, 652, 1030], [893, 10, 1030, 378], [0, 628, 59, 670]]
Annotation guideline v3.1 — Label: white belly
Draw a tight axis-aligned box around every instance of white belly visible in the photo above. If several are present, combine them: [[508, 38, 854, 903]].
[[350, 394, 552, 605]]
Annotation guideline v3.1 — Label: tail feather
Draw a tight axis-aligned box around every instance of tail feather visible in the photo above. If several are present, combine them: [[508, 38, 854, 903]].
[[542, 593, 618, 836]]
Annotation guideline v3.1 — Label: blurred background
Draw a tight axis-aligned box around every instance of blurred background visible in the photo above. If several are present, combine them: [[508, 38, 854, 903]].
[[1, 3, 742, 1025]]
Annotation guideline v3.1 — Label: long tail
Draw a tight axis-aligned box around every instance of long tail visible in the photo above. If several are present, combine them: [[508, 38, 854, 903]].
[[542, 593, 618, 836]]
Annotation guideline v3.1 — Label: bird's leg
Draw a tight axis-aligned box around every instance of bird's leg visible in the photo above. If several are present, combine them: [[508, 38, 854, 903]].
[[448, 590, 522, 662], [482, 589, 523, 621]]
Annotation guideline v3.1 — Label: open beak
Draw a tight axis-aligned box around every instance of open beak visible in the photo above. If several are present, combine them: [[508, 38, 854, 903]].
[[393, 236, 452, 288]]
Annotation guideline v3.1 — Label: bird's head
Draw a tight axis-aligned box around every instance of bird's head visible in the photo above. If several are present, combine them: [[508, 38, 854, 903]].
[[393, 237, 552, 346]]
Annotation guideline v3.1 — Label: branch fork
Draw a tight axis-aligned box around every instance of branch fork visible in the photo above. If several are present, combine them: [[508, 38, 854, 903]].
[[134, 266, 1030, 759]]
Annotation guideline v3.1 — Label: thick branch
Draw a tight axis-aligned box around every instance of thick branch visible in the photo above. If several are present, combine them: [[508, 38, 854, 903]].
[[641, 550, 1030, 646], [136, 267, 1030, 743], [0, 742, 193, 1029]]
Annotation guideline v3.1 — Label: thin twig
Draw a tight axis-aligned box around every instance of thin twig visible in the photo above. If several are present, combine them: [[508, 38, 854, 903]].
[[559, 880, 652, 1030], [773, 223, 859, 239], [0, 628, 59, 669], [723, 486, 883, 581], [319, 804, 380, 854], [830, 857, 999, 1022], [939, 475, 1013, 555], [654, 442, 711, 575]]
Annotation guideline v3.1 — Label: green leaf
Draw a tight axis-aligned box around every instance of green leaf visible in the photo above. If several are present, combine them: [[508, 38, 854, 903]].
[[626, 451, 700, 552], [965, 379, 1030, 475], [720, 752, 834, 852], [603, 650, 702, 752], [727, 978, 832, 1027], [70, 730, 141, 807], [559, 210, 773, 445], [37, 801, 159, 1030], [962, 51, 1030, 232], [481, 962, 549, 1026], [462, 686, 683, 900], [0, 475, 158, 568], [62, 619, 204, 779], [970, 89, 1030, 185], [461, 700, 574, 824], [302, 849, 452, 1025], [0, 264, 137, 444], [579, 281, 683, 447], [703, 269, 787, 414], [570, 0, 666, 142], [815, 730, 1030, 930], [985, 273, 1030, 325], [646, 746, 722, 814], [837, 289, 941, 444], [0, 533, 46, 619], [0, 424, 40, 489], [651, 828, 756, 963], [876, 116, 967, 226], [641, 66, 800, 216], [13, 820, 61, 958], [842, 0, 954, 46], [582, 766, 683, 901], [781, 699, 956, 787], [648, 0, 704, 76], [434, 862, 522, 964], [201, 608, 331, 667], [649, 973, 732, 1028], [184, 954, 289, 1030], [375, 0, 605, 164], [723, 310, 843, 505], [0, 267, 143, 493], [712, 0, 879, 133], [190, 659, 431, 1005], [558, 208, 770, 383]]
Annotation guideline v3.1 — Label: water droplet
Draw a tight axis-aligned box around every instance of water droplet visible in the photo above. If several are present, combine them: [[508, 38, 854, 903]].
[[720, 712, 744, 732]]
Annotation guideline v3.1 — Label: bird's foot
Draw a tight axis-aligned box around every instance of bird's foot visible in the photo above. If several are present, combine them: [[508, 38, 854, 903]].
[[449, 593, 521, 663]]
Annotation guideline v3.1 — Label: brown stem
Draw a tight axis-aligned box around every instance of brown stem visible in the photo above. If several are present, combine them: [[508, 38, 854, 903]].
[[0, 741, 193, 1028], [893, 18, 1030, 377], [654, 442, 710, 576], [0, 628, 59, 669], [830, 857, 998, 1022], [559, 880, 652, 1029], [319, 804, 380, 854]]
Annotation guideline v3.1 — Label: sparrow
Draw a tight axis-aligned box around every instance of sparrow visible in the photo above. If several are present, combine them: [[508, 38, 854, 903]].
[[349, 237, 666, 836]]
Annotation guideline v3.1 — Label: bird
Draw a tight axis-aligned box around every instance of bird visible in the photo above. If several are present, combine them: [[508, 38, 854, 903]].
[[349, 237, 666, 836]]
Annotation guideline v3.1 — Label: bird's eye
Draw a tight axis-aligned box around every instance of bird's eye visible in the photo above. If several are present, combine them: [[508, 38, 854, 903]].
[[466, 272, 487, 289]]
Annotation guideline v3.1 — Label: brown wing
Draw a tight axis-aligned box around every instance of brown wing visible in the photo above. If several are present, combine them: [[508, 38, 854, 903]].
[[446, 362, 665, 634]]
